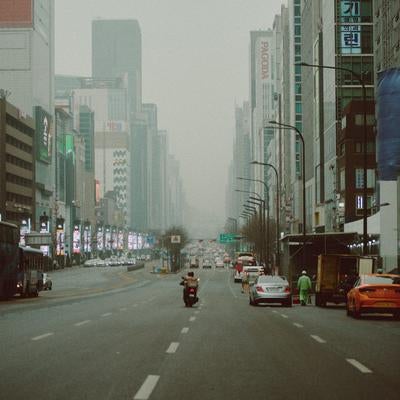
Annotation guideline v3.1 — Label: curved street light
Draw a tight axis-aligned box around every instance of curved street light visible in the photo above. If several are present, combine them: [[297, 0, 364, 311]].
[[266, 121, 306, 268], [236, 189, 265, 263], [251, 161, 281, 270], [298, 61, 369, 255], [238, 176, 272, 268]]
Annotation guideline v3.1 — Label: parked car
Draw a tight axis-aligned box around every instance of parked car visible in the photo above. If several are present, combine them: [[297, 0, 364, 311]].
[[42, 273, 52, 290], [346, 274, 400, 318], [249, 275, 292, 307]]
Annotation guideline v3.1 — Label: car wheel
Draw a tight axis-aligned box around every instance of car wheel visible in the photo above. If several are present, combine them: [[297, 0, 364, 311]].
[[393, 311, 400, 320], [352, 302, 361, 319], [249, 297, 255, 306], [346, 303, 352, 316], [285, 299, 292, 307]]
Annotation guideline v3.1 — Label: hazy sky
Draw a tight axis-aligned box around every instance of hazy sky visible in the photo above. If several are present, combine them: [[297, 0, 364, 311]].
[[55, 0, 282, 228]]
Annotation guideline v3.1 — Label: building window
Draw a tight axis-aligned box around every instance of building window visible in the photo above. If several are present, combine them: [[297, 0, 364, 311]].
[[355, 168, 375, 189], [355, 114, 375, 125], [340, 169, 345, 190], [295, 102, 302, 113], [355, 141, 376, 153], [355, 195, 374, 215]]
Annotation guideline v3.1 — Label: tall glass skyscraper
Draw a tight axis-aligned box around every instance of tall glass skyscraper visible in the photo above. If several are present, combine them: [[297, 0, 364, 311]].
[[92, 19, 142, 116]]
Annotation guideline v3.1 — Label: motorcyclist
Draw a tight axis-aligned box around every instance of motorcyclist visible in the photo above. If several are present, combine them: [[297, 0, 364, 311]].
[[181, 271, 199, 305]]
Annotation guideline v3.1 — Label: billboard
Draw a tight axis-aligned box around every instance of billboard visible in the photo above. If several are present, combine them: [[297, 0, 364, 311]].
[[0, 0, 33, 28], [35, 107, 53, 164], [97, 226, 104, 251], [72, 225, 81, 254]]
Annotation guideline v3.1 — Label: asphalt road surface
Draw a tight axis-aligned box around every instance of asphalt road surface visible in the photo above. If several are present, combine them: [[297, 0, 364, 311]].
[[0, 264, 399, 400]]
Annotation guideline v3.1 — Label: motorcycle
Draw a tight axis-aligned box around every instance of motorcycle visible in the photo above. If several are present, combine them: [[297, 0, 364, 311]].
[[180, 277, 199, 307]]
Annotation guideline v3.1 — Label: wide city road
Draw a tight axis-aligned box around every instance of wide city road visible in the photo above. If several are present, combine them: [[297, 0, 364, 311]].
[[0, 264, 399, 400]]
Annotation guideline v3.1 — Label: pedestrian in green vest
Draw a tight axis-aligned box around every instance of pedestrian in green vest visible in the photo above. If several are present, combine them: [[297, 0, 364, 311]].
[[297, 270, 312, 306]]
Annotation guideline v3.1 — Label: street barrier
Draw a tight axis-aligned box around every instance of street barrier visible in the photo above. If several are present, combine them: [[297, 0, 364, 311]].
[[127, 263, 145, 272]]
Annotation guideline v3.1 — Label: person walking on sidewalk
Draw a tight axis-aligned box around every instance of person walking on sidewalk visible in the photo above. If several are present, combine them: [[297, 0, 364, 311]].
[[297, 270, 312, 306]]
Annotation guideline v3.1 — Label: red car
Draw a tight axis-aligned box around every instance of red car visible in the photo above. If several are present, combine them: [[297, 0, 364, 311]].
[[346, 274, 400, 319]]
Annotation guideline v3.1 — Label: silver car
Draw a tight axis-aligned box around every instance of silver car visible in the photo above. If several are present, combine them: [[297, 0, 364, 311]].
[[249, 275, 292, 307]]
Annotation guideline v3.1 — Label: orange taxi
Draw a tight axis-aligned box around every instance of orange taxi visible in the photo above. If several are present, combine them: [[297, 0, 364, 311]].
[[346, 274, 400, 319]]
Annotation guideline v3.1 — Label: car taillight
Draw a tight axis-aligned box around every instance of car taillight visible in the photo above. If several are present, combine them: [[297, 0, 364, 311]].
[[359, 288, 376, 293], [256, 286, 264, 293], [284, 287, 291, 293]]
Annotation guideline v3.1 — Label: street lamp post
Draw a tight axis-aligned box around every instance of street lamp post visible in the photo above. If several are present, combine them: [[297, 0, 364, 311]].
[[251, 161, 280, 271], [238, 176, 271, 269], [267, 121, 306, 267], [247, 198, 265, 263], [235, 189, 265, 263], [298, 61, 369, 255]]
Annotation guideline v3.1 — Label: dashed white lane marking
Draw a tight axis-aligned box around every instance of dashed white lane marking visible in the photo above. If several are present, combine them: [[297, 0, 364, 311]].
[[181, 327, 189, 334], [133, 304, 138, 307], [281, 314, 289, 319], [310, 335, 326, 344], [101, 312, 112, 317], [346, 359, 372, 373], [31, 332, 54, 341], [134, 375, 160, 400], [189, 316, 196, 322], [74, 320, 91, 327], [194, 310, 200, 314], [293, 323, 304, 328], [166, 342, 180, 353], [120, 307, 128, 311], [272, 310, 278, 314]]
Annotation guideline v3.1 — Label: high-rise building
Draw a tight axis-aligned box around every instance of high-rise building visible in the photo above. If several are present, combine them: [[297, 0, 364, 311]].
[[373, 0, 400, 71], [249, 30, 274, 199], [92, 19, 142, 117], [69, 79, 130, 226], [0, 0, 55, 234], [130, 113, 149, 231], [373, 1, 400, 270], [0, 97, 35, 225]]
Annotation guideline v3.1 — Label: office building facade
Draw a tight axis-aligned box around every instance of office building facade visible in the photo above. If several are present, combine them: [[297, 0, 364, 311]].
[[0, 97, 35, 225]]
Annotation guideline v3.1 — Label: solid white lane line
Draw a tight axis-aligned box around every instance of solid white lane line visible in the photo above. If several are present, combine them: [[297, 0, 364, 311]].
[[101, 312, 112, 317], [293, 323, 304, 328], [189, 316, 196, 322], [134, 375, 160, 400], [310, 335, 326, 344], [74, 320, 91, 327], [181, 327, 189, 334], [281, 314, 289, 319], [346, 359, 372, 373], [31, 332, 54, 341], [166, 342, 180, 354]]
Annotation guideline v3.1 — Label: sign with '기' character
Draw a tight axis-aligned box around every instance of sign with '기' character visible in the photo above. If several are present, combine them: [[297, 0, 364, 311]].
[[340, 0, 361, 54]]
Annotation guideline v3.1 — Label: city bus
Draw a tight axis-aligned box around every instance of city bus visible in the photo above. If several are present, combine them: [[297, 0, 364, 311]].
[[0, 221, 45, 298], [17, 246, 45, 297], [0, 221, 20, 298]]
